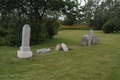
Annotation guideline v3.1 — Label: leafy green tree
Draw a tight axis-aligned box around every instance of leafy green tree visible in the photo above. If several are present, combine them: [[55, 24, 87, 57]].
[[82, 0, 120, 30], [0, 0, 79, 46]]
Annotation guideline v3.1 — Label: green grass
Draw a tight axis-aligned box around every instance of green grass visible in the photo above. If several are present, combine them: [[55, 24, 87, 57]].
[[0, 30, 120, 80]]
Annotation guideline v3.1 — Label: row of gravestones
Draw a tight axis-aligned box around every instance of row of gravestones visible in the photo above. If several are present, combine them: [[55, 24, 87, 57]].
[[17, 24, 99, 59], [17, 24, 69, 58]]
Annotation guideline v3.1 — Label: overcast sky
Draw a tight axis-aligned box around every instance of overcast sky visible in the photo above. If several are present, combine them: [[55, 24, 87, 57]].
[[81, 0, 85, 6], [78, 0, 86, 6]]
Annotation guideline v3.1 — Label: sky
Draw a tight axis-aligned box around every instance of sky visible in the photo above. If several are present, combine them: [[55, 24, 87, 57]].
[[80, 0, 86, 6]]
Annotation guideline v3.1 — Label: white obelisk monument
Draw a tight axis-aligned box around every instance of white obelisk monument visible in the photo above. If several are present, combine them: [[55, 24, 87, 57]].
[[17, 24, 32, 58]]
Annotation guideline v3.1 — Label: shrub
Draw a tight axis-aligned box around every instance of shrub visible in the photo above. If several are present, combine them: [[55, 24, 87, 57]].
[[30, 23, 49, 45], [0, 38, 7, 46], [46, 21, 61, 39], [0, 19, 60, 46], [30, 20, 60, 44], [112, 17, 120, 32], [102, 20, 114, 33], [0, 27, 22, 46], [0, 28, 8, 37]]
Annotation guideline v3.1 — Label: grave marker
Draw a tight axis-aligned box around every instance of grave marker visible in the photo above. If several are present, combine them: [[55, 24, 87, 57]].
[[61, 43, 69, 52], [88, 29, 93, 46], [17, 24, 32, 58]]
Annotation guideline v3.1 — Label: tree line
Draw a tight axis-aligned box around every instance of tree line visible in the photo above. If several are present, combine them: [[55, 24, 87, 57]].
[[62, 0, 120, 32]]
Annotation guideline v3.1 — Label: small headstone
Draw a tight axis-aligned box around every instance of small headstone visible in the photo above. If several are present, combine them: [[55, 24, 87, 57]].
[[81, 39, 88, 46], [88, 29, 93, 46], [17, 24, 32, 58], [92, 36, 98, 38], [92, 38, 99, 44], [61, 43, 69, 52], [83, 35, 89, 39], [37, 48, 51, 54], [55, 43, 62, 50]]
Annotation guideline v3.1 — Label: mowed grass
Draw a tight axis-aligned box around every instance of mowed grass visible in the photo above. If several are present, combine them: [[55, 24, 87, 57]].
[[0, 30, 120, 80]]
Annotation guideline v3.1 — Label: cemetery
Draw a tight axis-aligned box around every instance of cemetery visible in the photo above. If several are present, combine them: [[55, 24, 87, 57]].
[[0, 0, 120, 80], [0, 29, 120, 80]]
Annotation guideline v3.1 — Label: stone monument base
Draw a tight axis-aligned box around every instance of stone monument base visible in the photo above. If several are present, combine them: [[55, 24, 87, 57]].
[[81, 39, 88, 46], [92, 38, 99, 44], [17, 50, 32, 58], [81, 36, 99, 46]]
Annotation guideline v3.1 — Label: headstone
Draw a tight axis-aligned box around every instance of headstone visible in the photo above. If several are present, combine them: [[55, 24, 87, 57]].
[[61, 43, 69, 52], [83, 35, 89, 39], [55, 43, 62, 50], [88, 29, 93, 46], [37, 48, 51, 54], [92, 36, 99, 44], [92, 36, 98, 38], [81, 39, 88, 46], [17, 24, 32, 58]]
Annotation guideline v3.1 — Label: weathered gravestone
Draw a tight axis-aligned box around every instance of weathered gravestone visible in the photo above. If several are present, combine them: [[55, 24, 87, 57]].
[[17, 24, 32, 58], [61, 43, 69, 52], [55, 43, 62, 50], [88, 29, 93, 46], [55, 43, 69, 52], [92, 36, 99, 44], [81, 29, 94, 46], [81, 35, 89, 45], [37, 48, 51, 54]]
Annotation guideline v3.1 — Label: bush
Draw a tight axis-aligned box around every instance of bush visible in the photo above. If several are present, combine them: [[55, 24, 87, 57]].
[[30, 23, 49, 45], [0, 38, 7, 46], [102, 20, 114, 33], [46, 21, 61, 39], [0, 28, 8, 37], [0, 24, 22, 46], [112, 17, 120, 32], [30, 19, 60, 44], [0, 18, 60, 46], [0, 27, 22, 46]]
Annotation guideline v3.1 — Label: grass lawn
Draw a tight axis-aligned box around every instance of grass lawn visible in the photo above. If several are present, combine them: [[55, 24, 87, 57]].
[[0, 30, 120, 80]]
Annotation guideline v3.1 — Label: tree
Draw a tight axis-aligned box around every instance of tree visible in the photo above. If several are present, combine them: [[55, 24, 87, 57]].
[[0, 0, 79, 46], [61, 0, 85, 25], [82, 0, 120, 30]]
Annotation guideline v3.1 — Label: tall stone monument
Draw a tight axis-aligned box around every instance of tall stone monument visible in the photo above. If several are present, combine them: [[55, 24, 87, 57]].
[[17, 24, 32, 58], [88, 29, 93, 46]]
